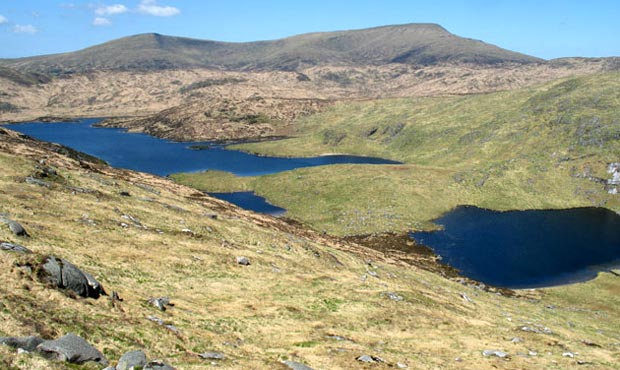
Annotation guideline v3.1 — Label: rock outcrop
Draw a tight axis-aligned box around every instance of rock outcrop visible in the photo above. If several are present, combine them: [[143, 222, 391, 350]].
[[39, 255, 106, 298]]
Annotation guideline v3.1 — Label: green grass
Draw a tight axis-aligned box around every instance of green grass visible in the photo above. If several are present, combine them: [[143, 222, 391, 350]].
[[174, 72, 620, 235]]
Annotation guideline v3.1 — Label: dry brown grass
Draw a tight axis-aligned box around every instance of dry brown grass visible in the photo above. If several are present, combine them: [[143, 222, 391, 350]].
[[0, 59, 612, 141]]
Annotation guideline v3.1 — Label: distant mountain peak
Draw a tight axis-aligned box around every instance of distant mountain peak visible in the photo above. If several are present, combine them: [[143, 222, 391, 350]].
[[0, 23, 542, 74]]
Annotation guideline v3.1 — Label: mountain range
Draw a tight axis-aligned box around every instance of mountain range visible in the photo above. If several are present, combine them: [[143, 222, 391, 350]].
[[0, 23, 542, 74]]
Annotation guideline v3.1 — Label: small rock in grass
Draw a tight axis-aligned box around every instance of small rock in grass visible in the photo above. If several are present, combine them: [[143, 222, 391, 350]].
[[25, 176, 51, 188], [117, 349, 148, 370], [283, 360, 315, 370], [482, 349, 508, 358], [199, 352, 225, 360], [36, 333, 108, 365], [144, 359, 175, 369], [0, 242, 32, 253], [385, 292, 403, 301], [357, 354, 385, 363], [236, 256, 250, 266], [8, 221, 29, 237], [0, 336, 44, 352], [148, 296, 173, 311]]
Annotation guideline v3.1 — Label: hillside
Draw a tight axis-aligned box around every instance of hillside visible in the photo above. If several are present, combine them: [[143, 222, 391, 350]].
[[2, 115, 620, 370], [175, 72, 620, 235], [0, 23, 541, 74]]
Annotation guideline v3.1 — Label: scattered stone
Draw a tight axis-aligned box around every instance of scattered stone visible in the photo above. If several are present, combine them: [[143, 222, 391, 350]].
[[236, 256, 250, 266], [482, 349, 508, 358], [397, 362, 408, 368], [204, 213, 218, 219], [144, 359, 175, 369], [384, 292, 403, 301], [147, 315, 165, 325], [0, 336, 44, 352], [0, 242, 32, 253], [199, 352, 225, 360], [528, 351, 538, 356], [147, 316, 180, 334], [164, 324, 181, 334], [325, 335, 349, 341], [511, 337, 523, 343], [36, 333, 108, 365], [520, 325, 553, 334], [581, 339, 601, 347], [460, 292, 474, 303], [117, 349, 148, 370], [164, 204, 187, 213], [17, 348, 29, 355], [25, 176, 51, 188], [577, 360, 593, 365], [7, 221, 29, 237], [562, 352, 575, 358], [34, 166, 58, 177], [148, 297, 174, 311], [121, 214, 144, 228], [68, 186, 96, 194], [356, 354, 385, 363], [39, 256, 106, 299], [283, 360, 314, 370]]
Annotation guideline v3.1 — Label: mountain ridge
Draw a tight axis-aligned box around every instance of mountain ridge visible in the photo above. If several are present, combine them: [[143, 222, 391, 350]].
[[0, 23, 542, 73]]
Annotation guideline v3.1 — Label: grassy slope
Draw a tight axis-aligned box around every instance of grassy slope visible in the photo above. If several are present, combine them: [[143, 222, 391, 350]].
[[176, 73, 620, 234], [2, 125, 620, 369]]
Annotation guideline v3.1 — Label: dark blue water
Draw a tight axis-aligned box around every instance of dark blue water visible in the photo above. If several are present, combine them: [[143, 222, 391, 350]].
[[209, 191, 286, 216], [5, 118, 399, 177], [411, 206, 620, 288]]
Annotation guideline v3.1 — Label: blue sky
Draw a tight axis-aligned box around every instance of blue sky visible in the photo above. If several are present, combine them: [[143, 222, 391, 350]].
[[0, 1, 619, 59]]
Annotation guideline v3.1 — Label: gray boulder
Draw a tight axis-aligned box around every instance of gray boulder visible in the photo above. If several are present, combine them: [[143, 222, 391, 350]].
[[236, 256, 250, 266], [61, 260, 92, 297], [0, 242, 33, 253], [40, 256, 106, 299], [117, 349, 148, 370], [283, 360, 315, 370], [8, 221, 28, 237], [0, 336, 44, 352], [144, 359, 175, 369], [36, 333, 108, 365]]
